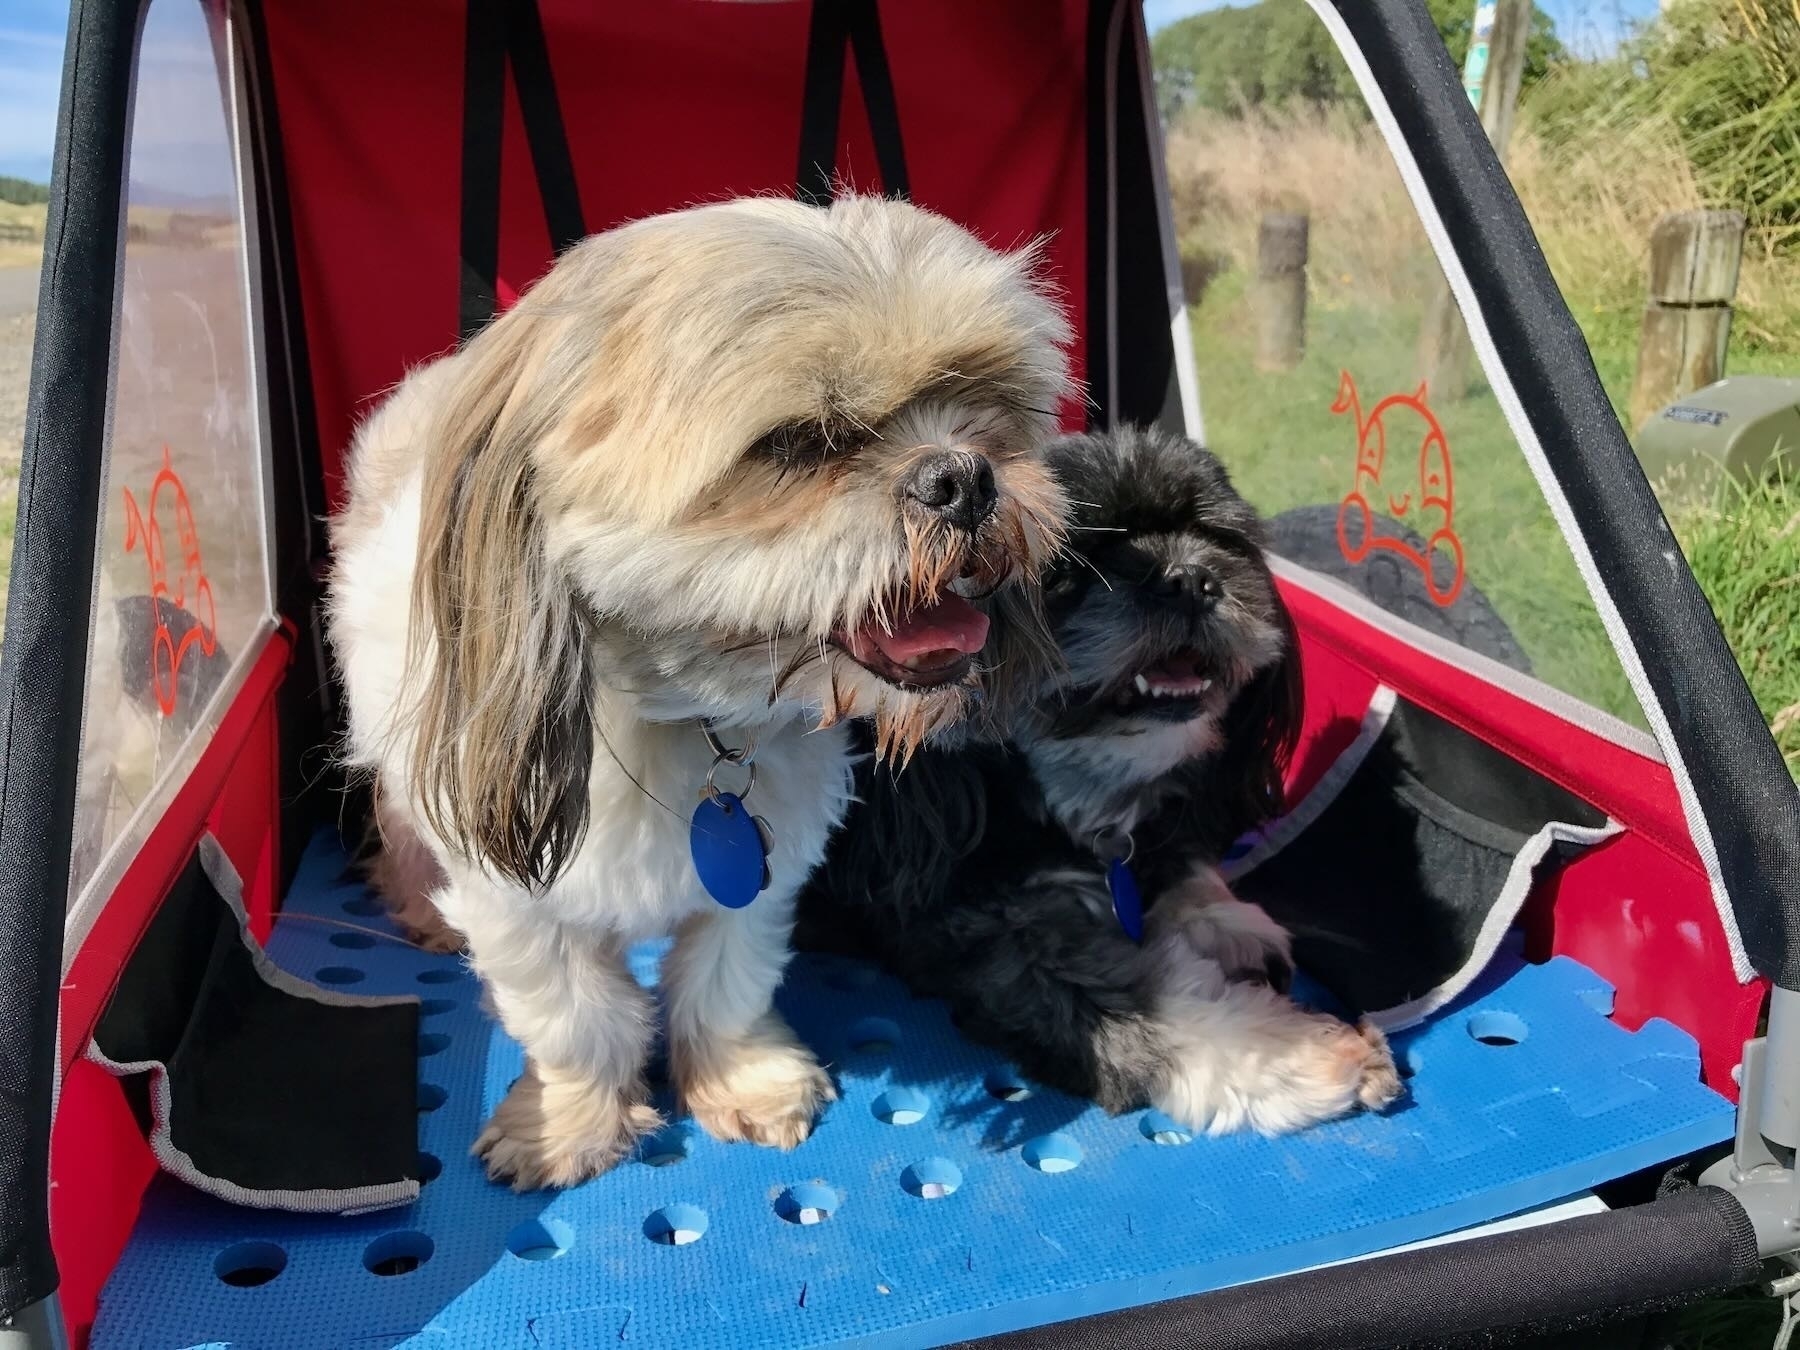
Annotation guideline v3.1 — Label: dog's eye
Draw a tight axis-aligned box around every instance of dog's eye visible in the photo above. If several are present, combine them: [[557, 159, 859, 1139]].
[[750, 420, 854, 472]]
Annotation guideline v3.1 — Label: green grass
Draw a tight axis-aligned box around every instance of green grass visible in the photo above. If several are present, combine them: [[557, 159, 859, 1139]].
[[1189, 271, 1644, 726], [0, 482, 13, 625], [1669, 470, 1800, 775], [1660, 1286, 1783, 1349]]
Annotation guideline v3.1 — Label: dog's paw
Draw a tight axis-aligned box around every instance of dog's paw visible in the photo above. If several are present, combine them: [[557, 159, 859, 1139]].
[[1348, 1019, 1405, 1111], [473, 1065, 660, 1190], [403, 917, 466, 954], [678, 1015, 837, 1150], [385, 892, 465, 954], [1155, 995, 1406, 1136], [1165, 895, 1294, 990]]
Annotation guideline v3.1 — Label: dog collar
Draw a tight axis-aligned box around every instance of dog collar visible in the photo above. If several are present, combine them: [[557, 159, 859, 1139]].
[[1093, 825, 1143, 944], [689, 722, 773, 909]]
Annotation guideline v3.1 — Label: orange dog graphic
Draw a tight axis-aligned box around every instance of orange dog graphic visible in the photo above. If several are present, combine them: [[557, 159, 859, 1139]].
[[122, 445, 218, 716], [1332, 370, 1465, 607]]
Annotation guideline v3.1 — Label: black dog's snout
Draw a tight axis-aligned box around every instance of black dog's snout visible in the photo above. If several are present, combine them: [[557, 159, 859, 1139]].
[[1152, 561, 1223, 611], [905, 451, 998, 533]]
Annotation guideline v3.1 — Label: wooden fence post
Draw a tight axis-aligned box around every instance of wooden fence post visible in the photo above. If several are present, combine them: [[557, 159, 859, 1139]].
[[1628, 208, 1746, 429], [1255, 212, 1308, 371], [1418, 0, 1531, 399]]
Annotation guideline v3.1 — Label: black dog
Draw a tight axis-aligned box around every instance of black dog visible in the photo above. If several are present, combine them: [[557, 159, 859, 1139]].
[[801, 426, 1401, 1133]]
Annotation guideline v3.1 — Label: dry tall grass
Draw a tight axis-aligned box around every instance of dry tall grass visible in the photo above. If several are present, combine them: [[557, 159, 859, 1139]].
[[1161, 99, 1800, 361], [1164, 104, 1434, 318]]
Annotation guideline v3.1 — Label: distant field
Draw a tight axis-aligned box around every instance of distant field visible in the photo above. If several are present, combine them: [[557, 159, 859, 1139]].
[[0, 202, 46, 271]]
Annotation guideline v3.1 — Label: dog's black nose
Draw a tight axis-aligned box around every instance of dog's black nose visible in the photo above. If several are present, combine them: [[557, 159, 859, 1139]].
[[905, 451, 998, 533], [1153, 562, 1222, 610]]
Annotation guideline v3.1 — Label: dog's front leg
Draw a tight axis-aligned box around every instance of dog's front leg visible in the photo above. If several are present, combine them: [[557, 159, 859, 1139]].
[[444, 887, 661, 1189], [661, 896, 837, 1149], [1144, 876, 1404, 1134]]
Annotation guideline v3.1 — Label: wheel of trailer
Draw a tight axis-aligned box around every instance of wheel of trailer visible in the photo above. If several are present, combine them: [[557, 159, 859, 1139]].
[[1267, 504, 1531, 674]]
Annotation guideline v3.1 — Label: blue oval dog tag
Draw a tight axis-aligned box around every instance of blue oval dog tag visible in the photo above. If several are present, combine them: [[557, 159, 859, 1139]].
[[690, 793, 769, 909], [1107, 857, 1144, 944]]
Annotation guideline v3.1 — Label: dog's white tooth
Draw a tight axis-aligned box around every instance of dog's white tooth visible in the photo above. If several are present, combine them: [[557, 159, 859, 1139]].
[[1133, 673, 1150, 695], [1200, 678, 1213, 691]]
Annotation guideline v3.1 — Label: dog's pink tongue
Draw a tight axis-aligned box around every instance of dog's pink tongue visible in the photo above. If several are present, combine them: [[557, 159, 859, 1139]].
[[854, 593, 990, 664]]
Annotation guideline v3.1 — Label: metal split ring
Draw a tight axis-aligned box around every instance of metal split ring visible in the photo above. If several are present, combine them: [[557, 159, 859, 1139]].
[[704, 752, 757, 805], [1092, 826, 1136, 865], [701, 721, 757, 768]]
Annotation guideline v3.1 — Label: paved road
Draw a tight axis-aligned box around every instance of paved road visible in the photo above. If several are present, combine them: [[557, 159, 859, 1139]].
[[0, 266, 38, 322]]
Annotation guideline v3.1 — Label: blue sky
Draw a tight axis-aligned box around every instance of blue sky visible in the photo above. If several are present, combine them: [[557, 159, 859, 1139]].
[[1144, 0, 1660, 57], [1, 0, 1663, 183], [0, 0, 67, 182]]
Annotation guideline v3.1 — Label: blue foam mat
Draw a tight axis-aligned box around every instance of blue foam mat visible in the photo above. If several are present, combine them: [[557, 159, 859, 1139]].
[[93, 830, 1733, 1349]]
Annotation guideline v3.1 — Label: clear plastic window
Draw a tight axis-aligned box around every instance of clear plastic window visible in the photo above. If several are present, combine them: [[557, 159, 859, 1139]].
[[68, 0, 275, 925], [1152, 0, 1645, 733]]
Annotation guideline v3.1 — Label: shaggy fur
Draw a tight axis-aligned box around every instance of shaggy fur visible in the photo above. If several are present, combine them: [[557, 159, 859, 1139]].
[[329, 196, 1072, 1188], [801, 426, 1403, 1134]]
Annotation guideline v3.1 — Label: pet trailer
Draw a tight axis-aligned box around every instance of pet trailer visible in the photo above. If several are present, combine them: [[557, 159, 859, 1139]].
[[2, 0, 1796, 1346]]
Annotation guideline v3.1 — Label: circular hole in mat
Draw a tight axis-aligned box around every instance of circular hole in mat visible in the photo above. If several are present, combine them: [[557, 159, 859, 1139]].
[[330, 931, 377, 950], [417, 968, 461, 985], [984, 1068, 1032, 1102], [1021, 1133, 1083, 1174], [774, 1183, 840, 1225], [214, 1241, 287, 1288], [871, 1087, 930, 1126], [1139, 1111, 1193, 1146], [639, 1127, 689, 1168], [416, 1152, 442, 1184], [643, 1204, 709, 1247], [900, 1158, 963, 1200], [362, 1231, 433, 1277], [342, 897, 381, 918], [315, 966, 365, 986], [418, 1033, 450, 1058], [417, 1083, 447, 1113], [418, 998, 456, 1019], [507, 1216, 574, 1260], [846, 1017, 900, 1055], [1467, 1011, 1528, 1048]]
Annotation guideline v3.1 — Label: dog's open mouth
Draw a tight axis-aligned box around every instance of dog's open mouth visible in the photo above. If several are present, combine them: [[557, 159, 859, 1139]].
[[835, 591, 990, 690], [1109, 649, 1226, 721]]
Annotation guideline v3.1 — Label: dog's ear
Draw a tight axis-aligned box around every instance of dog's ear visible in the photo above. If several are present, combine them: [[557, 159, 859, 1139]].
[[818, 730, 991, 920], [1214, 579, 1304, 844], [969, 582, 1064, 742], [406, 314, 596, 893]]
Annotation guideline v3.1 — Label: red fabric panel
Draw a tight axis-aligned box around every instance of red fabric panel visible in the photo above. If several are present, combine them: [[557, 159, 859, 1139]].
[[1282, 581, 1699, 871], [49, 1062, 157, 1350], [262, 0, 1094, 511], [1282, 579, 1761, 1097], [50, 632, 291, 1346], [1533, 832, 1763, 1096]]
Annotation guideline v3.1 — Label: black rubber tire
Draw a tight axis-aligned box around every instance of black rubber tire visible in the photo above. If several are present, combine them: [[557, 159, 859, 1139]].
[[1267, 503, 1532, 675]]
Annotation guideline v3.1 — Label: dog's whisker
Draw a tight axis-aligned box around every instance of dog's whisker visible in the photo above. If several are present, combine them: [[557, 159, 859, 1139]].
[[1065, 549, 1112, 591]]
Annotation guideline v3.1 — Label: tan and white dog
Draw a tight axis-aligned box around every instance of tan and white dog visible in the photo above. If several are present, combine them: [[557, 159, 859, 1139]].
[[327, 195, 1071, 1189]]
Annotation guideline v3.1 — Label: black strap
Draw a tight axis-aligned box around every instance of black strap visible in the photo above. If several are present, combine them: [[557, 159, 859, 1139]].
[[458, 0, 587, 342], [1083, 0, 1118, 426], [796, 0, 909, 206], [508, 0, 586, 258]]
